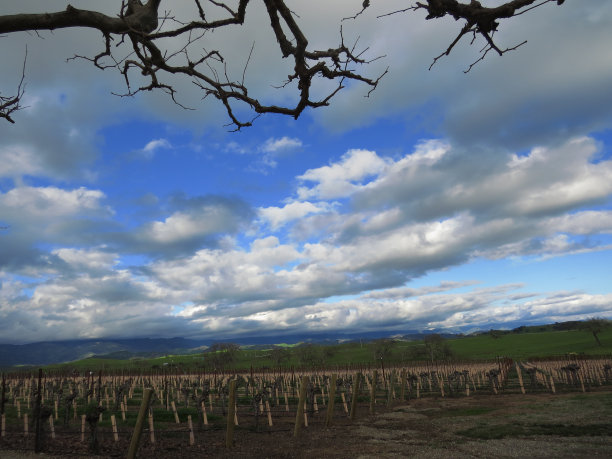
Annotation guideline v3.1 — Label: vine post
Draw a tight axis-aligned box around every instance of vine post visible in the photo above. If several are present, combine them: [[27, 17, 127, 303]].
[[350, 373, 361, 421], [370, 370, 378, 415], [127, 388, 153, 459], [294, 375, 309, 437], [226, 379, 237, 448], [325, 374, 338, 427]]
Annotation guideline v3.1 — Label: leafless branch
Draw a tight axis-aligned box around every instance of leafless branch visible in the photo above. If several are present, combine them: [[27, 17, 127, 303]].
[[0, 0, 567, 126], [0, 48, 27, 123], [342, 0, 371, 21], [392, 0, 563, 71]]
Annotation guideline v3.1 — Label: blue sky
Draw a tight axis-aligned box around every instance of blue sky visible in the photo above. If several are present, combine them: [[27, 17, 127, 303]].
[[1, 1, 611, 343]]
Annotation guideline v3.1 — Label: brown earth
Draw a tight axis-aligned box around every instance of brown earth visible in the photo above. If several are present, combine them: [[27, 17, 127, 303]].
[[2, 390, 611, 458]]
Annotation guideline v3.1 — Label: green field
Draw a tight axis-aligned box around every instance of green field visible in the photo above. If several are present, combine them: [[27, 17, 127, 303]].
[[39, 327, 612, 374], [448, 329, 612, 360]]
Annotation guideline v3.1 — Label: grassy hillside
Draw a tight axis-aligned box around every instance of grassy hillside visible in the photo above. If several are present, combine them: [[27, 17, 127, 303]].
[[38, 327, 612, 373], [448, 328, 612, 360]]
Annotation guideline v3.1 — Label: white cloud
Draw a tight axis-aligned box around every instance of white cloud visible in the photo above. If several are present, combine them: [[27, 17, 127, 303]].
[[258, 201, 331, 230], [0, 186, 106, 218], [141, 138, 171, 158], [142, 205, 244, 245], [297, 149, 391, 200], [0, 145, 46, 178], [53, 247, 118, 272], [260, 136, 302, 153]]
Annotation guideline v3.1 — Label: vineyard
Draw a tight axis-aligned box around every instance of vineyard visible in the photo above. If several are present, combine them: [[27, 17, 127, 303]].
[[1, 356, 612, 457]]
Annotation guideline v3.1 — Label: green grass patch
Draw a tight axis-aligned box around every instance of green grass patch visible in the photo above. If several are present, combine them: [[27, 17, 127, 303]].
[[448, 329, 612, 360]]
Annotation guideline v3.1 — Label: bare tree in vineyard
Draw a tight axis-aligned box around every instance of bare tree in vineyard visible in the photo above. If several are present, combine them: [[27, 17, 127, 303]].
[[0, 0, 566, 126], [204, 342, 240, 369], [423, 333, 454, 362], [269, 347, 291, 366], [372, 338, 395, 363], [582, 317, 610, 347]]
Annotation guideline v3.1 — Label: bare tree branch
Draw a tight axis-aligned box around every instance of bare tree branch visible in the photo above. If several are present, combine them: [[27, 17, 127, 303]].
[[0, 48, 27, 124], [382, 0, 561, 71], [0, 0, 566, 126]]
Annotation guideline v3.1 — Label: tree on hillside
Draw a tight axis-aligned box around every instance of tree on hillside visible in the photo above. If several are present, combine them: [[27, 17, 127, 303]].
[[423, 333, 454, 362], [582, 318, 610, 347], [0, 0, 566, 126], [372, 338, 396, 363], [296, 343, 323, 367], [489, 329, 503, 339], [204, 342, 240, 369], [269, 347, 290, 366]]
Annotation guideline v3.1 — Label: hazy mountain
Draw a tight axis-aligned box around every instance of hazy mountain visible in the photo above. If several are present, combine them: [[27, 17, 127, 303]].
[[0, 337, 208, 367], [0, 321, 583, 367], [0, 330, 424, 367]]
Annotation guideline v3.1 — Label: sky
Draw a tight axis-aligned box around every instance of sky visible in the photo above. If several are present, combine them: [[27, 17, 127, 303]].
[[0, 1, 611, 344]]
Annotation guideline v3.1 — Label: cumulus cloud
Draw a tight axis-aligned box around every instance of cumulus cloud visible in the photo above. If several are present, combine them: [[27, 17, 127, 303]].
[[0, 186, 106, 218], [258, 201, 331, 230], [297, 149, 392, 200], [260, 136, 302, 153], [1, 134, 611, 342]]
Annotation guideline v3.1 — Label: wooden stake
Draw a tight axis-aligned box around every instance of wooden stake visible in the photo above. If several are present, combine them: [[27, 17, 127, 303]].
[[325, 374, 337, 427], [226, 380, 237, 448], [188, 415, 195, 446], [80, 415, 86, 442], [549, 375, 556, 394], [293, 375, 309, 437], [370, 371, 377, 415], [387, 370, 395, 408], [579, 373, 586, 393], [201, 401, 208, 425], [111, 414, 119, 442], [515, 364, 525, 395], [171, 400, 180, 423], [265, 400, 273, 427], [127, 388, 153, 459], [341, 392, 349, 415], [148, 410, 155, 444], [49, 416, 55, 439], [350, 373, 361, 421]]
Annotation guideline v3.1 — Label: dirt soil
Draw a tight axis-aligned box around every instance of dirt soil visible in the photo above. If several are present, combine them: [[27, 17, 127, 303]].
[[2, 390, 611, 458]]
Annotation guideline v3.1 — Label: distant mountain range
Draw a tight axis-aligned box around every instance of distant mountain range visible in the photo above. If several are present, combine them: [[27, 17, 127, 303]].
[[0, 330, 427, 367], [0, 338, 209, 368], [0, 321, 589, 367]]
